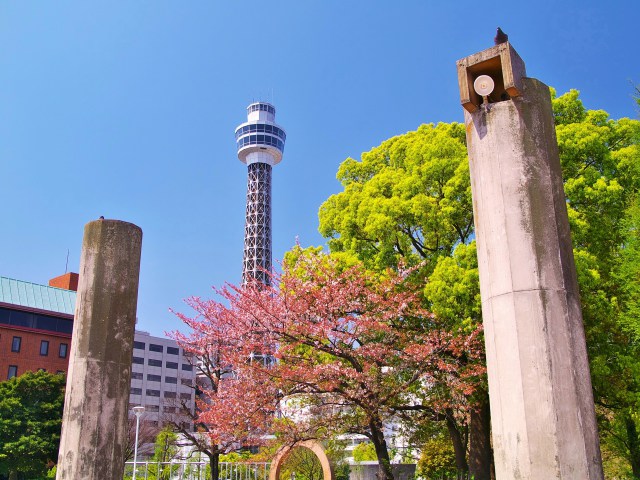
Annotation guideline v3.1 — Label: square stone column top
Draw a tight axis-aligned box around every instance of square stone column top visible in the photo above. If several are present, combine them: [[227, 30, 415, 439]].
[[457, 42, 527, 113]]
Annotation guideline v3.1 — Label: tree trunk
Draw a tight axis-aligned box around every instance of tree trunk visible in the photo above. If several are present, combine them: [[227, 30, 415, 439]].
[[468, 392, 492, 480], [445, 409, 469, 476], [209, 451, 220, 480], [369, 416, 394, 480], [8, 471, 17, 480], [625, 413, 640, 478]]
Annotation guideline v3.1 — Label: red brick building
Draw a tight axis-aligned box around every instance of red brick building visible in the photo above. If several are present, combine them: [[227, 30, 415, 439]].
[[0, 273, 78, 379], [1, 272, 197, 430]]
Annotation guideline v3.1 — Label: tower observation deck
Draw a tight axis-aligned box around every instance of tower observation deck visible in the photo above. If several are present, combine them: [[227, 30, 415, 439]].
[[235, 102, 286, 285]]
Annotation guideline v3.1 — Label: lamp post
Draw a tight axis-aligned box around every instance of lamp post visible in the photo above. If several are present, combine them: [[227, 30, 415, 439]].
[[132, 405, 145, 480]]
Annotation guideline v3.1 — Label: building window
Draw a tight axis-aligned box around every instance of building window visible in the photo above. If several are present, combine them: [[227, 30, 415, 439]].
[[130, 387, 142, 395], [0, 306, 73, 334], [164, 406, 176, 413], [133, 341, 146, 350], [8, 365, 18, 379], [164, 391, 176, 399], [147, 374, 161, 382], [180, 392, 191, 400], [146, 389, 160, 397], [181, 364, 193, 372], [165, 376, 177, 384], [11, 336, 21, 352], [181, 378, 192, 386], [167, 346, 179, 355], [149, 344, 163, 353], [148, 359, 162, 367], [132, 356, 144, 365], [166, 361, 178, 369], [40, 340, 49, 356], [131, 372, 143, 380], [59, 343, 68, 358], [146, 405, 160, 412]]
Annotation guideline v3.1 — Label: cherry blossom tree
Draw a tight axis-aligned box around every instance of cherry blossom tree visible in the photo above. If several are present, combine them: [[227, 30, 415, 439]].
[[171, 311, 279, 480], [173, 252, 484, 480]]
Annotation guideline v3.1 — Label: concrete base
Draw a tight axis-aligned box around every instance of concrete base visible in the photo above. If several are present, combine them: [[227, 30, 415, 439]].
[[464, 78, 603, 479]]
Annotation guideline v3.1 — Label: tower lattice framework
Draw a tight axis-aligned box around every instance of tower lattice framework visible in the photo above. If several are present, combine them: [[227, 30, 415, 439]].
[[243, 162, 272, 285]]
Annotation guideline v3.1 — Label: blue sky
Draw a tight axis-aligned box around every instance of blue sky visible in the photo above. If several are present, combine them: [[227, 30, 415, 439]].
[[0, 1, 637, 337]]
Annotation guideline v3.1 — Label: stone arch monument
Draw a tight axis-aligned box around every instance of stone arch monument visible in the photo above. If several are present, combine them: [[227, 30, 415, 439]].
[[269, 440, 334, 480]]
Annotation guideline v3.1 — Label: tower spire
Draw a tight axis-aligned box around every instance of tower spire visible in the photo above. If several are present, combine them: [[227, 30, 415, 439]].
[[235, 102, 286, 285]]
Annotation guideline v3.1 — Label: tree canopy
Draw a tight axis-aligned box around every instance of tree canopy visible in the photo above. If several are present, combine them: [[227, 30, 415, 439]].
[[0, 371, 65, 479], [171, 308, 279, 480], [175, 252, 483, 480], [319, 121, 472, 273], [552, 89, 640, 477], [316, 87, 640, 477], [318, 119, 488, 477]]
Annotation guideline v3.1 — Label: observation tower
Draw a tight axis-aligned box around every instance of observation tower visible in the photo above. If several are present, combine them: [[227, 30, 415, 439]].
[[235, 102, 286, 285]]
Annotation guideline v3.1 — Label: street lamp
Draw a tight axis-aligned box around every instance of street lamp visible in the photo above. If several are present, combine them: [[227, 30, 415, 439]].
[[132, 405, 145, 480]]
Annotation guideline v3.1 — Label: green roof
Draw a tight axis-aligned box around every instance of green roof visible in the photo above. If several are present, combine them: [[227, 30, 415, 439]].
[[0, 276, 77, 316]]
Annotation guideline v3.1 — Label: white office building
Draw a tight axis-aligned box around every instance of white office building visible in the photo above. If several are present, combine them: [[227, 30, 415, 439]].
[[129, 330, 196, 431]]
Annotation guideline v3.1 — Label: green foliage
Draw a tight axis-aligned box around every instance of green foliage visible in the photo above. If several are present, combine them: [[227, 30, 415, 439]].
[[551, 88, 587, 125], [424, 241, 480, 333], [0, 370, 65, 479], [325, 438, 351, 480], [279, 447, 324, 480], [553, 89, 640, 474], [319, 122, 472, 274], [615, 197, 640, 339], [317, 120, 483, 476], [143, 427, 180, 479], [152, 427, 179, 462], [416, 432, 457, 479], [276, 441, 350, 480], [352, 442, 377, 462], [315, 87, 640, 475]]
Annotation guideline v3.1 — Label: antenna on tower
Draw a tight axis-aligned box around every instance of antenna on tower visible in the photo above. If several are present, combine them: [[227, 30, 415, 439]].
[[65, 249, 69, 273]]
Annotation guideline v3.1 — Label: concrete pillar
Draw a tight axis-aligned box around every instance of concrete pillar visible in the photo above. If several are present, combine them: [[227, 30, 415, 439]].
[[57, 219, 143, 480], [457, 43, 603, 479]]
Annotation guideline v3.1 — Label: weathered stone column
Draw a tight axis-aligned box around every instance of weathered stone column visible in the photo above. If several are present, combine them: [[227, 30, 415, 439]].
[[457, 43, 603, 479], [57, 219, 142, 480]]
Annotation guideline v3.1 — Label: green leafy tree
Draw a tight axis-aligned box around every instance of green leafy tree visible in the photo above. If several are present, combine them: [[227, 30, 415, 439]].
[[279, 447, 324, 480], [0, 371, 65, 479], [318, 122, 488, 478], [319, 122, 473, 273], [616, 198, 640, 339], [152, 427, 179, 463], [317, 89, 640, 477], [257, 437, 348, 480], [352, 442, 377, 462], [416, 431, 457, 480], [553, 88, 640, 477], [142, 427, 180, 480]]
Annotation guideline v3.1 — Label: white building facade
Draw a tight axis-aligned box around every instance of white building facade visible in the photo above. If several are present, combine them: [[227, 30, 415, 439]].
[[129, 330, 196, 431]]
